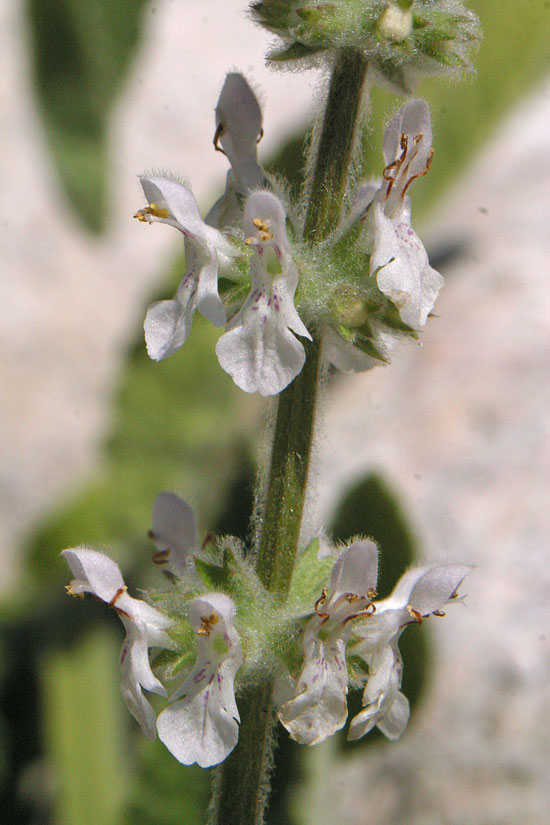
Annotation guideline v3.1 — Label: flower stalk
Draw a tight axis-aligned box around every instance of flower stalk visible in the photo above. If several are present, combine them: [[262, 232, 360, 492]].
[[304, 49, 369, 241]]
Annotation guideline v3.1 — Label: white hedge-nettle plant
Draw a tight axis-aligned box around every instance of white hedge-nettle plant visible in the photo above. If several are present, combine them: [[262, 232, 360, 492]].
[[65, 5, 480, 820]]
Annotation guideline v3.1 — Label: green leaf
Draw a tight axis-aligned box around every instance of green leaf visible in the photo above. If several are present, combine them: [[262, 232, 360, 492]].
[[268, 41, 326, 62], [28, 0, 148, 231], [194, 556, 231, 590], [288, 537, 334, 609]]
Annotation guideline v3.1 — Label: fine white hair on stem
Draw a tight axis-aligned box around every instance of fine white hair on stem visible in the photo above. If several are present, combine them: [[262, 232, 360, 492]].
[[298, 355, 331, 551], [248, 397, 279, 563]]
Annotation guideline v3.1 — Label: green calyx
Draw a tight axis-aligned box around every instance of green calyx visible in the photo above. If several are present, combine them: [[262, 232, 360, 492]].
[[250, 0, 480, 89], [148, 536, 344, 691]]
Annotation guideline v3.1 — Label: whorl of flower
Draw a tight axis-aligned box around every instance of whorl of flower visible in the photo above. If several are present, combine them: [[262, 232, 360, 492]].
[[134, 175, 236, 360], [216, 190, 312, 396], [62, 548, 172, 740], [206, 73, 267, 229], [156, 593, 243, 767], [250, 1, 481, 91]]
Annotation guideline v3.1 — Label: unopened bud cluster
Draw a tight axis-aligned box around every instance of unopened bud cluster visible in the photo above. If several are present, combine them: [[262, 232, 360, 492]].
[[251, 0, 480, 90]]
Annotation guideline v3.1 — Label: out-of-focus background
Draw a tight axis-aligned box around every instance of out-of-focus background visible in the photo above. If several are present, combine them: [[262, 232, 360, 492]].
[[1, 1, 549, 823]]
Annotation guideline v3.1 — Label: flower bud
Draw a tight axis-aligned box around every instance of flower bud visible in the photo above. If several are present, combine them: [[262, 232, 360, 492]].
[[377, 3, 413, 43], [331, 285, 369, 328]]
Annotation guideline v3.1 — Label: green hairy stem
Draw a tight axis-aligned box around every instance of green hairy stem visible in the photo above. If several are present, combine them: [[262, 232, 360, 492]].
[[210, 50, 369, 825]]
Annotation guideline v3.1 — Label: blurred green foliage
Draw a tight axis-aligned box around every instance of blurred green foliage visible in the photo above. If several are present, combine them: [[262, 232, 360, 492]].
[[42, 630, 128, 825], [3, 0, 549, 823], [27, 0, 147, 230]]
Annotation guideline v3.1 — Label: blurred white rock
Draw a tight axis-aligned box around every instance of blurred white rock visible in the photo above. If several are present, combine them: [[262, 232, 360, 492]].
[[1, 0, 549, 817]]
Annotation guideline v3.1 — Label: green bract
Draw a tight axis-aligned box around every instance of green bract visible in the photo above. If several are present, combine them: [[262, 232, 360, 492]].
[[250, 0, 480, 91]]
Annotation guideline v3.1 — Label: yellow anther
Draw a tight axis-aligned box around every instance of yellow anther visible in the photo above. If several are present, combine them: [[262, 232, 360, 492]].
[[407, 604, 423, 624], [198, 612, 219, 636], [65, 584, 84, 598], [148, 203, 170, 218], [367, 588, 377, 600], [245, 236, 254, 245], [252, 217, 273, 241], [133, 210, 148, 222]]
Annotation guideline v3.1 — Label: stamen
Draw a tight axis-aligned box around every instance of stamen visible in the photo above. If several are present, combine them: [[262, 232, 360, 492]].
[[315, 588, 329, 617], [134, 204, 170, 221], [432, 609, 446, 617], [65, 584, 84, 598], [109, 585, 128, 608], [214, 122, 226, 155], [367, 588, 377, 599], [249, 217, 274, 242], [383, 133, 409, 198], [401, 147, 434, 198], [383, 159, 400, 182], [407, 604, 423, 624], [344, 602, 376, 624], [256, 127, 264, 145], [197, 612, 219, 636], [152, 549, 170, 566], [149, 203, 170, 218]]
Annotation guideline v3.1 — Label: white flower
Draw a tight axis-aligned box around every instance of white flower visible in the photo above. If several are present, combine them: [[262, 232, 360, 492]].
[[135, 175, 236, 360], [205, 73, 266, 228], [364, 100, 444, 329], [216, 191, 312, 396], [149, 491, 199, 578], [62, 548, 172, 740], [156, 593, 243, 768], [348, 563, 471, 741], [278, 541, 378, 745]]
